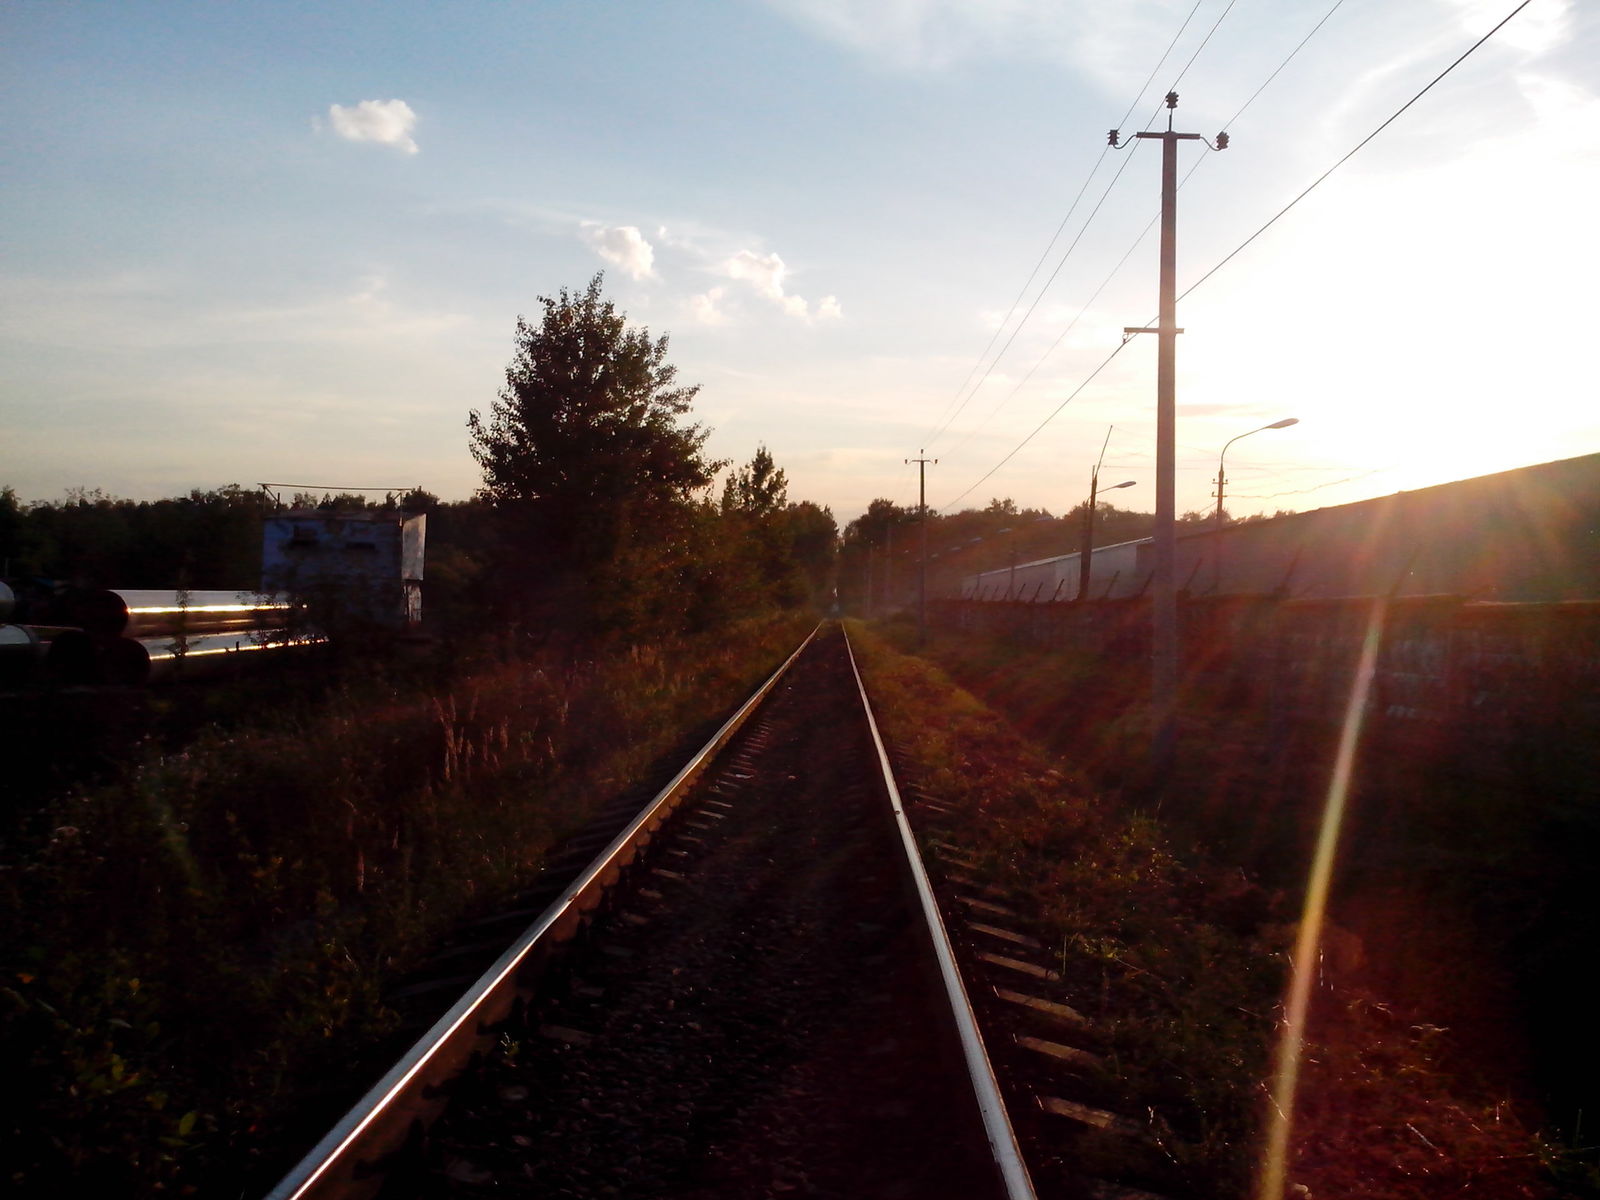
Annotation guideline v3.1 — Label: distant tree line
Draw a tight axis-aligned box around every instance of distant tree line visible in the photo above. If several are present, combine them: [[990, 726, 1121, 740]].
[[1, 485, 271, 589], [3, 275, 840, 640]]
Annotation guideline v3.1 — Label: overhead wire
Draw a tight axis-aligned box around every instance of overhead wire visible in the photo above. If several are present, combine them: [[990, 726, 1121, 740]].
[[939, 339, 1133, 511], [1228, 468, 1388, 500], [1176, 0, 1533, 307], [920, 0, 1211, 449], [937, 0, 1523, 512], [933, 0, 1253, 460]]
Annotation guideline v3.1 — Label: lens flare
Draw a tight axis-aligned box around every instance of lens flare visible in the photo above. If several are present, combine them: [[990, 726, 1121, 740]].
[[1257, 594, 1388, 1200]]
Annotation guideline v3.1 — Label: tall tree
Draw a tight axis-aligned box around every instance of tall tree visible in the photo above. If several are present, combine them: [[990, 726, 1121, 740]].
[[468, 275, 717, 579], [720, 445, 788, 517]]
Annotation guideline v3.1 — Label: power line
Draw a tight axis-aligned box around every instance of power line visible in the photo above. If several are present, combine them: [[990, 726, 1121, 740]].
[[938, 339, 1132, 511], [1228, 468, 1388, 500], [1222, 0, 1348, 130], [957, 0, 1348, 447], [931, 0, 1272, 458], [1168, 0, 1242, 92], [1177, 0, 1533, 306], [933, 0, 1523, 515], [921, 0, 1211, 449]]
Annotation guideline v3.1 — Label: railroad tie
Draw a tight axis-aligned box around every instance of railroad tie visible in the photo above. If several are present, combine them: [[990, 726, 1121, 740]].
[[1014, 1035, 1103, 1070], [948, 874, 1011, 899], [1036, 1095, 1139, 1134], [966, 921, 1043, 950], [994, 988, 1090, 1028], [978, 952, 1060, 982], [958, 895, 1020, 919]]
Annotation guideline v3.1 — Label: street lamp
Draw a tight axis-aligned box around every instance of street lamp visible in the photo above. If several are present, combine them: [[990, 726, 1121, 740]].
[[1215, 418, 1298, 530], [1078, 472, 1136, 602]]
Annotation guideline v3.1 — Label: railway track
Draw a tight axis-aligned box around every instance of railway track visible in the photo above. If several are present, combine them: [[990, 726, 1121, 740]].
[[268, 624, 1164, 1200]]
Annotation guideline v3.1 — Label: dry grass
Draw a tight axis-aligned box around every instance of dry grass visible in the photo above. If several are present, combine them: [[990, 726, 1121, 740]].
[[1, 612, 812, 1194], [848, 620, 1569, 1198]]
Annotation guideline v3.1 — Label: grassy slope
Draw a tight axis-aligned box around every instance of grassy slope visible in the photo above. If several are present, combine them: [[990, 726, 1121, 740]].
[[2, 612, 814, 1195], [849, 619, 1568, 1199]]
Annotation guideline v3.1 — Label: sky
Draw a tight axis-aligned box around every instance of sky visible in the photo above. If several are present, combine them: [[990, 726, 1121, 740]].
[[3, 0, 1596, 529]]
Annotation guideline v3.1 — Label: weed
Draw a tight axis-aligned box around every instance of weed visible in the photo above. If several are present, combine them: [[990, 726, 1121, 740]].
[[1, 611, 812, 1194]]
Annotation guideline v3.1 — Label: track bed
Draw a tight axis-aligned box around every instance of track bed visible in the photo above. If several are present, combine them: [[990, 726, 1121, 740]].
[[396, 627, 1003, 1197]]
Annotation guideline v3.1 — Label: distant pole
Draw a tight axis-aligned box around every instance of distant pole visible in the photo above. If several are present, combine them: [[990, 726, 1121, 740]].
[[1217, 418, 1300, 531], [884, 524, 894, 611], [1078, 467, 1135, 603], [1114, 94, 1226, 777], [907, 452, 937, 646], [1215, 418, 1299, 589], [1078, 468, 1100, 603]]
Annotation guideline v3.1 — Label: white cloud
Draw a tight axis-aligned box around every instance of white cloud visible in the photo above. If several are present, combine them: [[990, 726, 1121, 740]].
[[580, 224, 658, 280], [761, 0, 1164, 77], [723, 249, 839, 322], [689, 286, 728, 326], [1445, 0, 1569, 56], [726, 249, 792, 301], [326, 99, 419, 154]]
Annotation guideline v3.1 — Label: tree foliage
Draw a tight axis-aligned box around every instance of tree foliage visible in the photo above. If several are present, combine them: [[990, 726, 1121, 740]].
[[720, 445, 787, 517], [468, 275, 717, 575], [0, 485, 270, 588]]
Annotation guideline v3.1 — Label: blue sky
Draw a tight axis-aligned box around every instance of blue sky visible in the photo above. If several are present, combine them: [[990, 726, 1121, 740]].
[[3, 0, 1595, 527]]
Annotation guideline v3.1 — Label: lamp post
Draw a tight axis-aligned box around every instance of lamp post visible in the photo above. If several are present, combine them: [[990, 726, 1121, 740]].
[[1078, 472, 1136, 602], [1215, 418, 1299, 531], [1209, 419, 1299, 598]]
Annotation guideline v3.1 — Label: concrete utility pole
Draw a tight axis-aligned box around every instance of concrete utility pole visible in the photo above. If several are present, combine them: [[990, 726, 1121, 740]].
[[1112, 93, 1227, 776], [907, 452, 937, 646]]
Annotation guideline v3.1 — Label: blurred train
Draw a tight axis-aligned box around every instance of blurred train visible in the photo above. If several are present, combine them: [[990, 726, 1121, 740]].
[[1, 504, 427, 688], [962, 451, 1600, 604], [0, 582, 302, 686]]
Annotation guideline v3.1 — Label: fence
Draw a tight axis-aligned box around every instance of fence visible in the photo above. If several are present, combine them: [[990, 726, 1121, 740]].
[[933, 593, 1600, 788]]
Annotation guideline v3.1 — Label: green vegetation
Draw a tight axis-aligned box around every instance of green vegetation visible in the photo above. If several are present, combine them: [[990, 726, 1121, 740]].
[[866, 618, 1570, 1198], [2, 612, 813, 1194], [2, 274, 842, 1195], [850, 619, 1275, 1195]]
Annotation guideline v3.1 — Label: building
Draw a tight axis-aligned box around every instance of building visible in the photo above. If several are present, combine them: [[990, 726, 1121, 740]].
[[261, 509, 426, 629]]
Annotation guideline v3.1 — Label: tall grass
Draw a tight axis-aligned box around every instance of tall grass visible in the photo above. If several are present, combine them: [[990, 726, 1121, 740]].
[[1, 612, 812, 1194], [867, 620, 1567, 1198]]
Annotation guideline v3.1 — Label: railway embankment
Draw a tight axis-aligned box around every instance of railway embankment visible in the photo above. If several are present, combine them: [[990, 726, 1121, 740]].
[[869, 615, 1584, 1197], [1, 611, 813, 1196]]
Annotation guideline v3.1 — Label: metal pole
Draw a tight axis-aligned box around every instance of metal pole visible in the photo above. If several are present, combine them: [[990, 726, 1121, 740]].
[[1213, 419, 1299, 591], [1078, 468, 1099, 603]]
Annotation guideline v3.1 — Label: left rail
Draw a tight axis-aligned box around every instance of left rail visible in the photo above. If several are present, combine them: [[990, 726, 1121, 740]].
[[264, 624, 820, 1200]]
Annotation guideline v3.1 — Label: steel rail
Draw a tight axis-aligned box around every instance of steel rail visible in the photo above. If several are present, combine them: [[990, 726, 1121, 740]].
[[265, 623, 821, 1200], [842, 626, 1039, 1200]]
